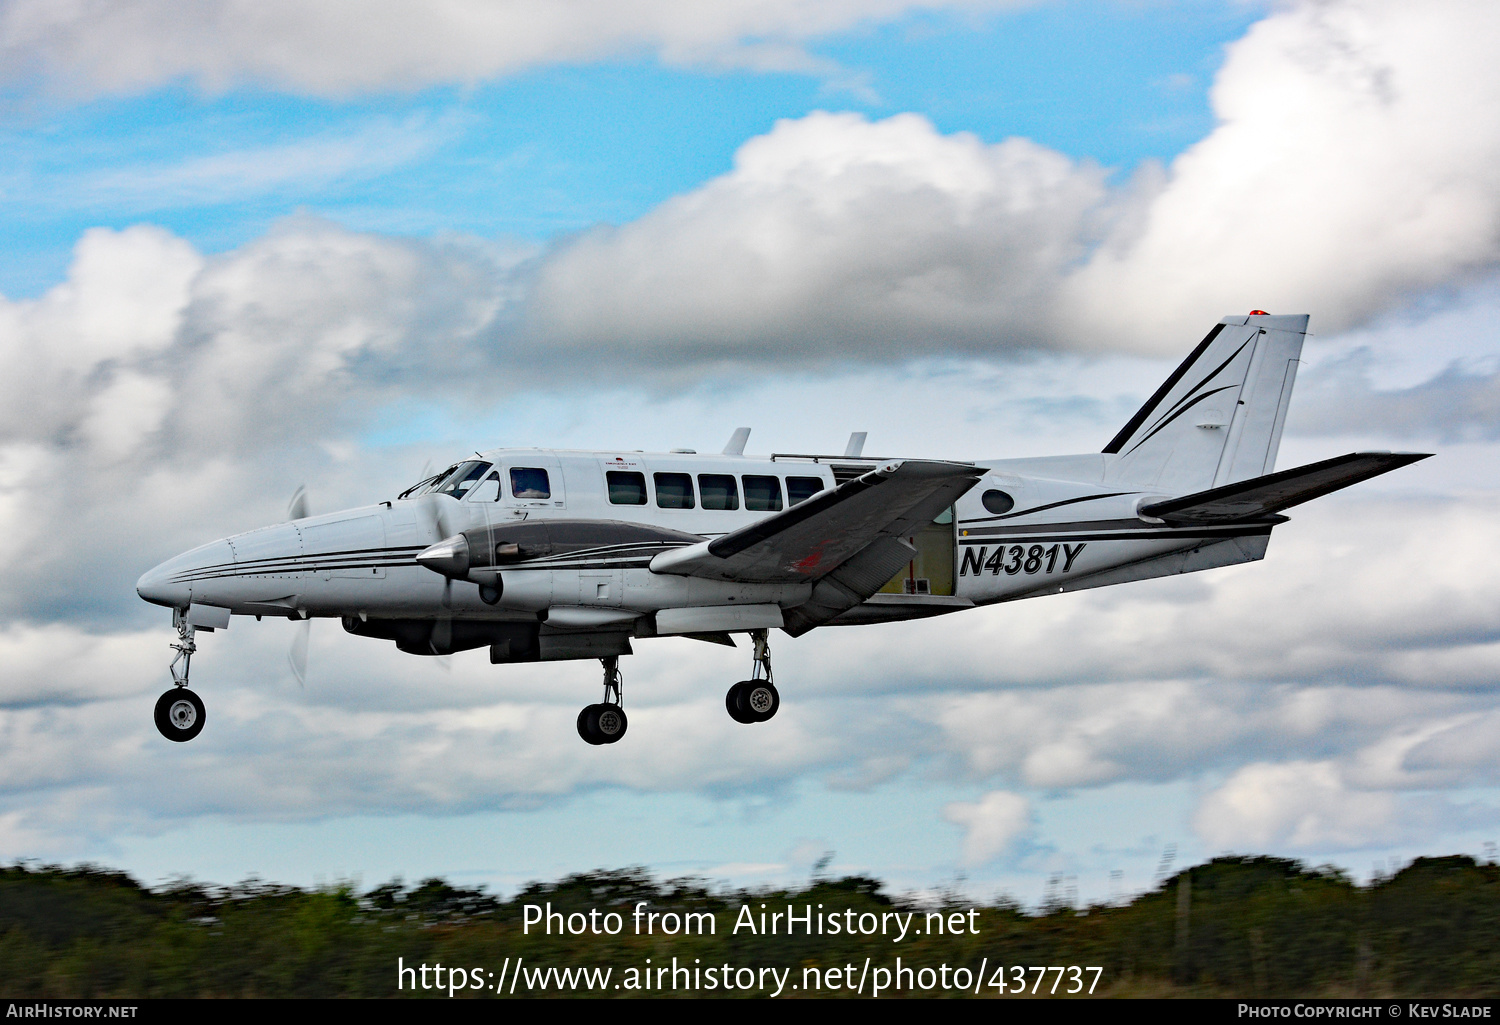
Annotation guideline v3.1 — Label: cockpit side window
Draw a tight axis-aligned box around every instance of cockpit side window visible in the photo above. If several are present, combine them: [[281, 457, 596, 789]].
[[469, 472, 501, 502], [432, 460, 493, 501], [510, 467, 551, 499]]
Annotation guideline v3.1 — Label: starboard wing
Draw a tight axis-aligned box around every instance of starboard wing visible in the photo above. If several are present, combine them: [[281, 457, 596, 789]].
[[648, 459, 984, 585]]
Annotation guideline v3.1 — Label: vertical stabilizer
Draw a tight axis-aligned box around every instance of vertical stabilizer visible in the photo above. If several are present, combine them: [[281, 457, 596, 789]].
[[1103, 314, 1306, 492]]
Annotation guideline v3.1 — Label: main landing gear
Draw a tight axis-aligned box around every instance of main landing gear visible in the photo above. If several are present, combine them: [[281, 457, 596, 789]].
[[155, 611, 206, 742], [726, 629, 780, 725], [578, 656, 628, 746], [577, 631, 781, 744]]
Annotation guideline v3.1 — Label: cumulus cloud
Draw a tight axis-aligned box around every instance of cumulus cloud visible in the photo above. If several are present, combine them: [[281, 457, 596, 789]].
[[3, 0, 1500, 867], [518, 0, 1500, 360], [0, 0, 1009, 96], [1187, 757, 1500, 854], [1060, 0, 1500, 344], [0, 219, 524, 621], [943, 791, 1031, 865], [1194, 761, 1407, 851], [522, 112, 1110, 362]]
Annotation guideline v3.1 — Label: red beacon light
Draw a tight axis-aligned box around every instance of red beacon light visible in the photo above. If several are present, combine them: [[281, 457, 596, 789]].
[[1248, 309, 1270, 315]]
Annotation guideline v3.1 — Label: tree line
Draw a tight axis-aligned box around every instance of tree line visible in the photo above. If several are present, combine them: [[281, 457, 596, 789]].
[[0, 854, 1495, 997]]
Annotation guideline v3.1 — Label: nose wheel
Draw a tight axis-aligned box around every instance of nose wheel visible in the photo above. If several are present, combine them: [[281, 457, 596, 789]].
[[155, 611, 207, 742], [578, 656, 628, 745], [155, 688, 206, 742], [726, 629, 779, 724]]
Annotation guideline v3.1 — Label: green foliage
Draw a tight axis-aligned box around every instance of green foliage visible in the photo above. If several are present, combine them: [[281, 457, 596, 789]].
[[0, 855, 1495, 997]]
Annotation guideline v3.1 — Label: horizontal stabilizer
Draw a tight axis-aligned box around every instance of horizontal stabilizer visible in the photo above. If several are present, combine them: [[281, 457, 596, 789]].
[[1139, 452, 1431, 525]]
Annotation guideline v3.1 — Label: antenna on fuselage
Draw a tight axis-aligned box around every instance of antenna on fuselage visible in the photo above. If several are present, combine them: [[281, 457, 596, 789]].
[[843, 432, 867, 458], [722, 427, 751, 456]]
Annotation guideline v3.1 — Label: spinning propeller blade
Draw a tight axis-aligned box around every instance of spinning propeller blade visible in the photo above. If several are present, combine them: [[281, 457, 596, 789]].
[[288, 617, 310, 688], [287, 485, 309, 521]]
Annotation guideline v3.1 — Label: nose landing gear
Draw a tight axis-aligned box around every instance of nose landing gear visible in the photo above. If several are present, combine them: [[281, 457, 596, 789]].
[[578, 656, 628, 745], [155, 611, 206, 742], [726, 629, 779, 725]]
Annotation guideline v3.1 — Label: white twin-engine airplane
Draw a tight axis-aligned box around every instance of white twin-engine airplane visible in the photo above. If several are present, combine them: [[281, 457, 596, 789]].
[[137, 314, 1427, 746]]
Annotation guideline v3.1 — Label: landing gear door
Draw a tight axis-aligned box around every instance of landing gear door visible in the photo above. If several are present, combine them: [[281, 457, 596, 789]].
[[500, 456, 566, 517]]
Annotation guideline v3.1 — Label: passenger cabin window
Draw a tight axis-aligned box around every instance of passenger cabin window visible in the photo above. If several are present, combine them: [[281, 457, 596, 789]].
[[654, 472, 694, 509], [434, 460, 492, 500], [469, 472, 501, 502], [743, 475, 782, 512], [787, 476, 824, 506], [607, 471, 647, 505], [509, 467, 551, 499], [698, 474, 739, 510]]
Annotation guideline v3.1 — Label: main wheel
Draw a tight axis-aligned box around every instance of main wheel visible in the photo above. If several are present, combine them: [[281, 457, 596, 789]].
[[154, 688, 206, 742], [591, 703, 628, 744], [726, 682, 757, 724], [742, 681, 780, 722], [578, 704, 604, 745]]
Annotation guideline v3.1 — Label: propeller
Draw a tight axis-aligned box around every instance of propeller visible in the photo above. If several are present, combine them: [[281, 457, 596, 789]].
[[413, 499, 468, 656], [286, 485, 311, 685], [432, 561, 455, 655], [288, 615, 310, 688]]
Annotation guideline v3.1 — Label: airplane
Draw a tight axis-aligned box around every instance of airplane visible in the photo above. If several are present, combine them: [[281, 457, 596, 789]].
[[136, 313, 1429, 746]]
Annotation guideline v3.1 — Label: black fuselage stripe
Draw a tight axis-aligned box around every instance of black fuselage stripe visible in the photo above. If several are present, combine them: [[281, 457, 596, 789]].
[[959, 527, 1271, 544], [961, 492, 1135, 525]]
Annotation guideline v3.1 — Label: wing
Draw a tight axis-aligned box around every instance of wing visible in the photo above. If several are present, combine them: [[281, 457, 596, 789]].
[[650, 459, 984, 584], [1138, 451, 1431, 526]]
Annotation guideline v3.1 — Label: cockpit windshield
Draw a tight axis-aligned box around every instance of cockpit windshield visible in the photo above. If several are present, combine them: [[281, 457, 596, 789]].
[[397, 460, 493, 501]]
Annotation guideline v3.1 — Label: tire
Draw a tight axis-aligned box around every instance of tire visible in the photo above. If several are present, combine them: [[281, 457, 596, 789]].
[[743, 681, 780, 722], [592, 703, 628, 744], [726, 682, 757, 724], [577, 704, 604, 745], [154, 688, 206, 742]]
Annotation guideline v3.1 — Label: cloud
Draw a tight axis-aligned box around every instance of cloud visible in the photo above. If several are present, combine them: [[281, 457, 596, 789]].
[[1294, 355, 1500, 443], [0, 0, 1012, 97], [0, 219, 523, 622], [517, 0, 1500, 361], [1186, 758, 1500, 854], [3, 1, 1500, 865], [49, 114, 454, 214], [1061, 0, 1500, 345], [1194, 761, 1406, 851], [943, 791, 1031, 865], [521, 111, 1110, 363]]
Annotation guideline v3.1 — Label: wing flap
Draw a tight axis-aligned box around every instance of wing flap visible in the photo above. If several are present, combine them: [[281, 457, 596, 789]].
[[1139, 452, 1431, 525], [649, 459, 983, 583], [781, 536, 917, 637]]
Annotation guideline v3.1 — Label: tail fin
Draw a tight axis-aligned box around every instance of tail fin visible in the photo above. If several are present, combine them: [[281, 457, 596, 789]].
[[1104, 314, 1307, 492]]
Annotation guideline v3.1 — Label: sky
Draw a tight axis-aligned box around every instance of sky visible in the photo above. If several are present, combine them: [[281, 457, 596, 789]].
[[4, 0, 1500, 906]]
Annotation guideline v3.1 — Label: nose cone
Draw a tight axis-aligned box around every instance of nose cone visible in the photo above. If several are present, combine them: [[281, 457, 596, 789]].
[[136, 540, 235, 609]]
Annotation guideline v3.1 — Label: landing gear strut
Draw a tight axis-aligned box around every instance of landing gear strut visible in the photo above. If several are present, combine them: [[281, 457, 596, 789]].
[[578, 656, 628, 745], [155, 611, 206, 742], [726, 629, 780, 724]]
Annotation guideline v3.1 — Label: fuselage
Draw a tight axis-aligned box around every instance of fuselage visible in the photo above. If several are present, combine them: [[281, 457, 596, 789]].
[[136, 445, 1274, 657]]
